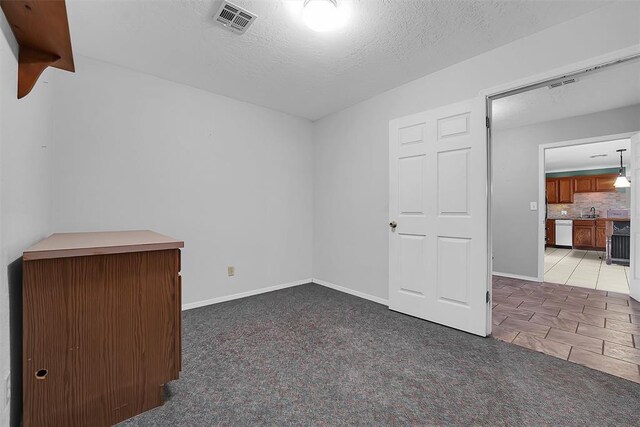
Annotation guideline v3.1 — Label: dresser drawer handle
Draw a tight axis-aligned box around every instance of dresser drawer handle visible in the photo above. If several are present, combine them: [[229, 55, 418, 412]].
[[35, 369, 48, 380]]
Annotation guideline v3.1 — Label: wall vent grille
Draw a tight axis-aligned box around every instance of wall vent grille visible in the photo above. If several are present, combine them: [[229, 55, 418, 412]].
[[214, 1, 257, 34], [548, 78, 579, 89]]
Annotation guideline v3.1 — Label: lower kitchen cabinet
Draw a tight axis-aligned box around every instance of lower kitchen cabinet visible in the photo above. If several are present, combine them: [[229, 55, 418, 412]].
[[546, 219, 555, 246], [573, 220, 595, 249], [595, 219, 607, 250], [572, 219, 607, 250]]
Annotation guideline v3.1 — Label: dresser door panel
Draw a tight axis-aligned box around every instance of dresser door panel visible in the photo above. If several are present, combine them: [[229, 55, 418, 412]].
[[23, 249, 180, 427]]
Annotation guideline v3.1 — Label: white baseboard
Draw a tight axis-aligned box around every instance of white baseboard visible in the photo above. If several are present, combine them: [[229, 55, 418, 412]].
[[492, 271, 541, 282], [182, 278, 312, 311], [312, 278, 389, 306]]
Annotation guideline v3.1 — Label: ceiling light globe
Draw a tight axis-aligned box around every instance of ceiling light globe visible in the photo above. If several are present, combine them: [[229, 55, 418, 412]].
[[303, 0, 339, 32]]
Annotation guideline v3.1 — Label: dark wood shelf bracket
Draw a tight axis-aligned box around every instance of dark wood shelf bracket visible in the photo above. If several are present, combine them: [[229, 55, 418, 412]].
[[1, 0, 75, 99]]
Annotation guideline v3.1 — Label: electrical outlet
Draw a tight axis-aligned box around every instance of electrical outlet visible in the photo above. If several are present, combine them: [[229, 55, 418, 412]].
[[4, 372, 10, 408], [227, 266, 235, 277]]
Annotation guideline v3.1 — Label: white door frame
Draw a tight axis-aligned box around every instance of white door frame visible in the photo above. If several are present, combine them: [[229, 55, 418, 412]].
[[479, 45, 640, 312], [629, 133, 640, 302], [537, 133, 636, 281]]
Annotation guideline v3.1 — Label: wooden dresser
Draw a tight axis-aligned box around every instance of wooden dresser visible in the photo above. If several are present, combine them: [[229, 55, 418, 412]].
[[22, 230, 184, 426]]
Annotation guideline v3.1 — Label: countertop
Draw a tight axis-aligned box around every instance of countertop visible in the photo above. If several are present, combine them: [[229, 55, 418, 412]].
[[23, 230, 184, 261], [548, 217, 630, 221]]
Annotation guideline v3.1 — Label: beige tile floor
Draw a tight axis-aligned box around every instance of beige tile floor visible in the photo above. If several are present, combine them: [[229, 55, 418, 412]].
[[545, 247, 630, 294]]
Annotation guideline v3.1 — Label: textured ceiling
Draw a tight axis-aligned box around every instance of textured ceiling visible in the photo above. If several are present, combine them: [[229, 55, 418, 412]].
[[492, 59, 640, 130], [545, 138, 631, 173], [66, 0, 608, 120]]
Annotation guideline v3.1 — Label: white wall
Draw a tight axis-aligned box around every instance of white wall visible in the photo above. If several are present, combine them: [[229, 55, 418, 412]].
[[0, 17, 54, 426], [51, 56, 314, 307], [312, 2, 640, 301], [492, 105, 640, 278]]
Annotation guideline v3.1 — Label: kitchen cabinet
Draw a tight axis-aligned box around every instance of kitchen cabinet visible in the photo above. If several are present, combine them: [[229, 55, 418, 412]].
[[573, 220, 595, 248], [570, 219, 613, 250], [595, 219, 607, 250], [546, 219, 555, 246], [595, 174, 618, 192], [546, 177, 573, 204], [547, 173, 619, 204], [558, 178, 574, 203], [574, 176, 595, 193], [546, 179, 559, 204], [574, 175, 617, 193]]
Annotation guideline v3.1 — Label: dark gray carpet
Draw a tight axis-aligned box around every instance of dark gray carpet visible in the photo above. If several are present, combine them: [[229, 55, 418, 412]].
[[121, 283, 640, 426]]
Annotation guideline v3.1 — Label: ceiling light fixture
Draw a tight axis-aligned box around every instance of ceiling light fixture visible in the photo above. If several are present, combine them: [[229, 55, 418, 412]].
[[614, 149, 631, 188], [303, 0, 340, 32]]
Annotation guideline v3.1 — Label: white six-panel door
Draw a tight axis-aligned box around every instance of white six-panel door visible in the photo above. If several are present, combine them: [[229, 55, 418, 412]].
[[629, 132, 640, 302], [389, 98, 489, 336]]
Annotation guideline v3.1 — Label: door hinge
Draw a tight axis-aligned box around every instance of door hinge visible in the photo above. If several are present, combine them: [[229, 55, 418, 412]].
[[486, 290, 490, 303], [486, 117, 490, 128]]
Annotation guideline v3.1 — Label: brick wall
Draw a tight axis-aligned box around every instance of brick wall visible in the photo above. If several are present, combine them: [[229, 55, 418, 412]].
[[548, 191, 629, 218]]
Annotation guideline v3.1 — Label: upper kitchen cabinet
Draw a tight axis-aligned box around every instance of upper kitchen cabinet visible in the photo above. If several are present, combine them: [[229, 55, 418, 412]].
[[558, 178, 574, 203], [594, 174, 618, 192], [546, 179, 559, 204], [546, 177, 573, 204], [547, 173, 619, 203], [574, 176, 595, 193], [573, 174, 618, 193]]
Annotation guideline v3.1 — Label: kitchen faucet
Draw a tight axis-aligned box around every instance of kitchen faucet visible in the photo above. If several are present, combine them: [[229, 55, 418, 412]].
[[590, 207, 596, 218]]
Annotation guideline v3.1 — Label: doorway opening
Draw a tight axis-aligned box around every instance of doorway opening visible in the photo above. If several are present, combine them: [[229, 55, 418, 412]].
[[542, 136, 632, 294], [488, 53, 640, 383]]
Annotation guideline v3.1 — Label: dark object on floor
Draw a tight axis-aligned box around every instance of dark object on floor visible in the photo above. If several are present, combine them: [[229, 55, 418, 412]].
[[122, 284, 639, 426], [611, 220, 630, 265]]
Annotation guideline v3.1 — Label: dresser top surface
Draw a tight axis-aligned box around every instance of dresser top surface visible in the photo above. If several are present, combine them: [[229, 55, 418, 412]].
[[24, 230, 184, 260]]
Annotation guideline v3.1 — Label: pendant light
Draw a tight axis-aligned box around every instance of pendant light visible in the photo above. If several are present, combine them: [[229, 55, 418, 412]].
[[614, 148, 631, 188], [303, 0, 339, 32]]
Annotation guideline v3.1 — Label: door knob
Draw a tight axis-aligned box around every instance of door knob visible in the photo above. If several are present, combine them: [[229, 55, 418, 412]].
[[389, 221, 397, 229]]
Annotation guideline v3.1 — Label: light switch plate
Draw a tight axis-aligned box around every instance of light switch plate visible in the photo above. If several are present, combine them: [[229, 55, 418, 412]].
[[227, 266, 235, 277], [530, 202, 537, 211]]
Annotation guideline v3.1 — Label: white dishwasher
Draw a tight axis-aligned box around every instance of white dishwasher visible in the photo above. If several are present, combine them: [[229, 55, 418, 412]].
[[555, 219, 573, 247]]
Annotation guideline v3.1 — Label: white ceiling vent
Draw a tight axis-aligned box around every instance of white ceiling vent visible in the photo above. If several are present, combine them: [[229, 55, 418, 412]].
[[214, 1, 257, 34], [548, 77, 579, 89]]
